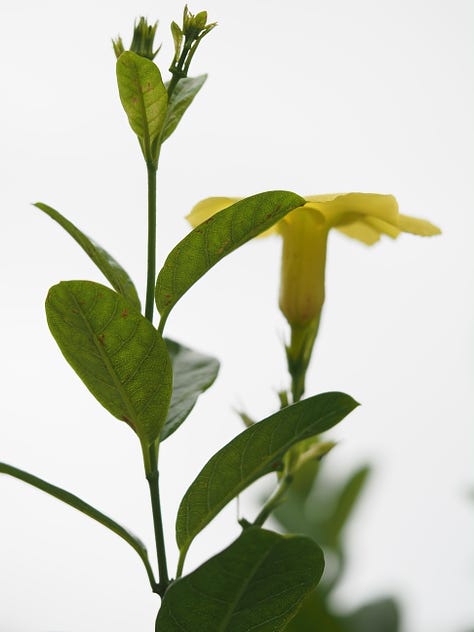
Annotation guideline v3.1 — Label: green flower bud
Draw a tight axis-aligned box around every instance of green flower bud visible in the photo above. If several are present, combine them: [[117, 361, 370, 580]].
[[130, 17, 160, 60], [113, 17, 161, 61]]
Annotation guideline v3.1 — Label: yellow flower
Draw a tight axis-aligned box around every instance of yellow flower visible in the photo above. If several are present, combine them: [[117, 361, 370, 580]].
[[187, 192, 441, 327]]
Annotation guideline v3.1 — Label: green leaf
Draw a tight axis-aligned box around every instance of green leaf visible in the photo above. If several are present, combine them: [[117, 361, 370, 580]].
[[156, 528, 324, 632], [176, 392, 358, 560], [342, 598, 400, 632], [45, 280, 172, 446], [161, 75, 207, 142], [116, 51, 168, 163], [0, 462, 157, 590], [161, 338, 219, 441], [321, 465, 370, 545], [35, 202, 141, 310], [155, 190, 306, 327], [284, 590, 347, 632]]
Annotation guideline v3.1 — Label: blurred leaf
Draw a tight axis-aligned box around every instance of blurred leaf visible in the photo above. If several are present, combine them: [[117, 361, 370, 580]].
[[46, 281, 172, 446], [273, 491, 317, 539], [161, 75, 207, 142], [116, 51, 167, 162], [342, 598, 400, 632], [284, 589, 346, 632], [176, 392, 358, 560], [161, 338, 219, 441], [35, 203, 140, 310], [0, 462, 156, 589], [322, 465, 371, 545], [156, 528, 324, 631], [155, 191, 306, 326]]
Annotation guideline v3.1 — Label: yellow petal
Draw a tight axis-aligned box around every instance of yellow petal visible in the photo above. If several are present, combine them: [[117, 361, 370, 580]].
[[186, 197, 240, 227], [398, 214, 441, 236], [336, 220, 382, 245], [306, 192, 399, 228], [364, 216, 401, 239]]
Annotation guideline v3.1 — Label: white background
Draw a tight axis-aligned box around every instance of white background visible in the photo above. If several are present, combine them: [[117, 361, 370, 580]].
[[0, 1, 472, 631]]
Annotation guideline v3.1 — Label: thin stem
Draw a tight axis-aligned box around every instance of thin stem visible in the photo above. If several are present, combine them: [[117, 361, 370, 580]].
[[145, 444, 170, 596], [287, 317, 321, 403], [168, 40, 193, 98], [252, 474, 293, 528], [145, 163, 157, 323]]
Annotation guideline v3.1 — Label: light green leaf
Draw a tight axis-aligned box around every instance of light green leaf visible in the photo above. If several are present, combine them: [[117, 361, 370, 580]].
[[161, 75, 207, 142], [35, 202, 140, 310], [45, 280, 172, 446], [116, 51, 168, 162], [324, 465, 371, 544], [0, 462, 157, 590], [156, 528, 324, 632], [176, 392, 358, 560], [161, 338, 219, 441], [155, 191, 306, 328]]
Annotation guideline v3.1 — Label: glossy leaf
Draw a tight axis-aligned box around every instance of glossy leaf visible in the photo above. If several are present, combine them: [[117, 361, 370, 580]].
[[35, 202, 140, 310], [161, 338, 219, 441], [156, 528, 324, 632], [161, 75, 207, 142], [176, 392, 358, 558], [0, 462, 156, 590], [155, 191, 306, 326], [46, 281, 172, 446], [116, 51, 168, 162]]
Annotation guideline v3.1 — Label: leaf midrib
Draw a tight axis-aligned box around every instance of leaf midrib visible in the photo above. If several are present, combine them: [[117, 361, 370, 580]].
[[128, 57, 151, 158], [69, 285, 139, 425], [216, 539, 275, 631]]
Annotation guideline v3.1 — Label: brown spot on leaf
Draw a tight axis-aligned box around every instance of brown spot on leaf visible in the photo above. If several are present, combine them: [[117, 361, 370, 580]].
[[98, 334, 105, 345], [121, 308, 129, 318]]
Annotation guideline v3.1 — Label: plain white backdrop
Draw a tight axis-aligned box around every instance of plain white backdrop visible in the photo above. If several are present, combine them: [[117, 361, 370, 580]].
[[0, 1, 472, 630]]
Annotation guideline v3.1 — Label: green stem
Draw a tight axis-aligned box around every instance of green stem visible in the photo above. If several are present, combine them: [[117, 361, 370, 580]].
[[145, 444, 170, 596], [287, 317, 321, 403], [252, 474, 293, 528], [168, 41, 193, 98], [145, 163, 157, 322]]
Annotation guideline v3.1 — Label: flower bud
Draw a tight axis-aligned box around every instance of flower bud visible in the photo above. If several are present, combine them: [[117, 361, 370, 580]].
[[113, 17, 161, 61], [130, 17, 160, 60]]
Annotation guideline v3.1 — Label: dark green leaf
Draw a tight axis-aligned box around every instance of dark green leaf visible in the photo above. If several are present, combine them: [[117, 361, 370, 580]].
[[116, 51, 167, 161], [342, 598, 400, 632], [35, 202, 140, 310], [155, 191, 306, 327], [161, 75, 207, 142], [157, 528, 324, 632], [176, 392, 358, 558], [45, 281, 172, 446], [0, 462, 156, 590], [161, 338, 219, 441]]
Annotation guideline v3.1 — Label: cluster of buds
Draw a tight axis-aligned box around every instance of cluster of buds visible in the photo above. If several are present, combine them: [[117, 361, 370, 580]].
[[112, 6, 216, 85], [113, 17, 161, 60], [170, 6, 217, 78]]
